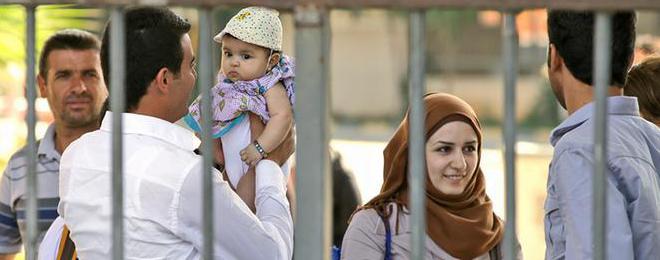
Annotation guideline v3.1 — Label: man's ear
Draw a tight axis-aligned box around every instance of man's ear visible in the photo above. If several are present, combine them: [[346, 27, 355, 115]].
[[153, 67, 171, 94], [37, 74, 47, 98], [548, 44, 564, 73]]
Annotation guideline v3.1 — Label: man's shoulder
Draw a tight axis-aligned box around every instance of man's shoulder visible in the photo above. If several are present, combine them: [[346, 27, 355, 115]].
[[552, 114, 650, 154], [551, 115, 658, 171], [3, 140, 44, 176], [128, 141, 202, 189], [64, 129, 110, 154], [552, 127, 591, 156]]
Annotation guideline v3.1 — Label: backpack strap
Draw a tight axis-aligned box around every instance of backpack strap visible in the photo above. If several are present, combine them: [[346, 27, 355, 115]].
[[56, 224, 77, 260], [377, 213, 392, 260], [331, 245, 341, 260]]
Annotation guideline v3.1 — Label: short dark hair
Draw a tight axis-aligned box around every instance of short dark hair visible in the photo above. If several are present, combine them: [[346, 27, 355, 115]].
[[39, 29, 100, 80], [625, 56, 660, 120], [547, 10, 636, 87], [101, 7, 191, 111]]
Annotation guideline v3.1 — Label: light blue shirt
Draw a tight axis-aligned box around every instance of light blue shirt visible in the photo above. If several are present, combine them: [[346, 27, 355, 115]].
[[544, 96, 660, 260]]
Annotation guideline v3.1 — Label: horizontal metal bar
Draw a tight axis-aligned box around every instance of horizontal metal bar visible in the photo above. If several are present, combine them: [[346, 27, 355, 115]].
[[6, 0, 660, 10]]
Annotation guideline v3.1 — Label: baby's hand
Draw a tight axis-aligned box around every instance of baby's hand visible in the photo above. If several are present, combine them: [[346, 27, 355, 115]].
[[240, 144, 263, 167]]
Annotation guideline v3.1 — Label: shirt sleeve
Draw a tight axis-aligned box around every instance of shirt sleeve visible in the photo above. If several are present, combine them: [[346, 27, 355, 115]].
[[340, 209, 385, 259], [552, 148, 634, 259], [176, 159, 293, 260], [0, 164, 21, 254]]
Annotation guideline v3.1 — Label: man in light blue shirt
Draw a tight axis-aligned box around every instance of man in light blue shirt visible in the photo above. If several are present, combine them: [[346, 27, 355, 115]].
[[545, 11, 660, 259]]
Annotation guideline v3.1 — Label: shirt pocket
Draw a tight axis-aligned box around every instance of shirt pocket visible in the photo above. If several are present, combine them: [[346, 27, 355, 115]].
[[544, 196, 565, 259]]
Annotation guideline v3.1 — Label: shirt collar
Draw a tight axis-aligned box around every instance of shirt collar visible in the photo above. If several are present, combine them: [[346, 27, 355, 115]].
[[38, 123, 61, 161], [100, 112, 200, 152], [549, 96, 640, 146]]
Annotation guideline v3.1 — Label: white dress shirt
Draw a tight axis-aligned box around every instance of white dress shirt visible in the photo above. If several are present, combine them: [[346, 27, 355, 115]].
[[58, 112, 293, 260]]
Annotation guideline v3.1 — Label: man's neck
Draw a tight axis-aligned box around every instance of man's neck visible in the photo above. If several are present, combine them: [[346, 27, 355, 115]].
[[54, 123, 99, 154], [132, 96, 180, 123], [565, 81, 624, 115]]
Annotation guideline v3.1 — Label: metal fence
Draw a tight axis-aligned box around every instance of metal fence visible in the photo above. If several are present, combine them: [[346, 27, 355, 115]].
[[7, 0, 657, 259]]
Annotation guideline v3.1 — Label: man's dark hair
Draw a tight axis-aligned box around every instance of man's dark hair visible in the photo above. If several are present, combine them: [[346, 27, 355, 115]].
[[39, 29, 100, 80], [101, 7, 191, 111], [547, 10, 636, 87]]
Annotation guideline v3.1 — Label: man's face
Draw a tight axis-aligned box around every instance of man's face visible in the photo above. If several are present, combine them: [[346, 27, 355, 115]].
[[169, 34, 197, 120], [38, 49, 108, 128]]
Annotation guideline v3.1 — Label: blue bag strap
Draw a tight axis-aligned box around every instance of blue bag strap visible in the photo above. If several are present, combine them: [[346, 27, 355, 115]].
[[331, 245, 341, 260], [378, 212, 393, 260]]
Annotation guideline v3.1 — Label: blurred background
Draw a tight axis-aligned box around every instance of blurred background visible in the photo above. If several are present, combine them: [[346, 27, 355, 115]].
[[2, 5, 660, 259]]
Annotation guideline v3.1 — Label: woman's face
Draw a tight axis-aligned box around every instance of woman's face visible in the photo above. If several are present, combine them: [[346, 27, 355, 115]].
[[425, 121, 479, 195]]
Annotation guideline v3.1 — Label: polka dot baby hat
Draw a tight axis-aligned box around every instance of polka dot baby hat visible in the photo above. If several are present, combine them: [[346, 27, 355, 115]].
[[213, 6, 283, 51]]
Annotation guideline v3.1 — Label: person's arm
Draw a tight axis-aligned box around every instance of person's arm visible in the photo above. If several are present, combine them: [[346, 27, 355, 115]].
[[340, 209, 386, 259], [233, 113, 295, 212], [553, 148, 634, 259], [0, 166, 21, 257], [177, 160, 293, 259], [241, 83, 293, 166]]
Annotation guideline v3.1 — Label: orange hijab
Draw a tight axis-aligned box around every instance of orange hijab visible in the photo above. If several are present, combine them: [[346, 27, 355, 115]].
[[359, 93, 503, 259]]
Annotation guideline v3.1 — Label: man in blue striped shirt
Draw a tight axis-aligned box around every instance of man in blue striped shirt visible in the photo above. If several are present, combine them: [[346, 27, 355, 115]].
[[0, 29, 108, 259], [545, 11, 660, 259]]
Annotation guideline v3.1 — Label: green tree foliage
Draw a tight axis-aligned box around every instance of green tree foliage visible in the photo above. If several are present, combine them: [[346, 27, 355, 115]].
[[0, 5, 106, 66], [0, 5, 106, 94]]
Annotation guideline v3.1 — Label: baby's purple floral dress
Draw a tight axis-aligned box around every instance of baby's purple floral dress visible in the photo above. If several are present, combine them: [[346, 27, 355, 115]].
[[185, 55, 295, 138]]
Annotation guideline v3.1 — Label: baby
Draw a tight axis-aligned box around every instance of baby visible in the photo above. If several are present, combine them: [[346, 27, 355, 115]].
[[185, 6, 295, 210]]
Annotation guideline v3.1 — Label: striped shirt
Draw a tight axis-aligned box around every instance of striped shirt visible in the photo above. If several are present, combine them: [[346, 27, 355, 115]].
[[0, 124, 60, 254]]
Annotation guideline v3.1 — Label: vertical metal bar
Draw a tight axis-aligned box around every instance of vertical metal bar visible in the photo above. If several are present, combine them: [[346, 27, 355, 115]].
[[294, 5, 331, 260], [593, 12, 611, 260], [24, 5, 37, 260], [408, 10, 426, 260], [211, 7, 221, 82], [198, 7, 215, 260], [110, 7, 126, 260], [502, 11, 518, 260]]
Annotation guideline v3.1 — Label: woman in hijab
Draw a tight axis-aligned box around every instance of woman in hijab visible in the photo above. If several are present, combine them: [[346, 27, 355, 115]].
[[341, 93, 521, 259]]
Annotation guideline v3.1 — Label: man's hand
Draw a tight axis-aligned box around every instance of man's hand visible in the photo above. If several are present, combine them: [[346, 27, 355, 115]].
[[248, 113, 294, 165]]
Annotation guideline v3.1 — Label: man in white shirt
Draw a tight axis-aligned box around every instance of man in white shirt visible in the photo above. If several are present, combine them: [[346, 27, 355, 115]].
[[57, 7, 293, 259]]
